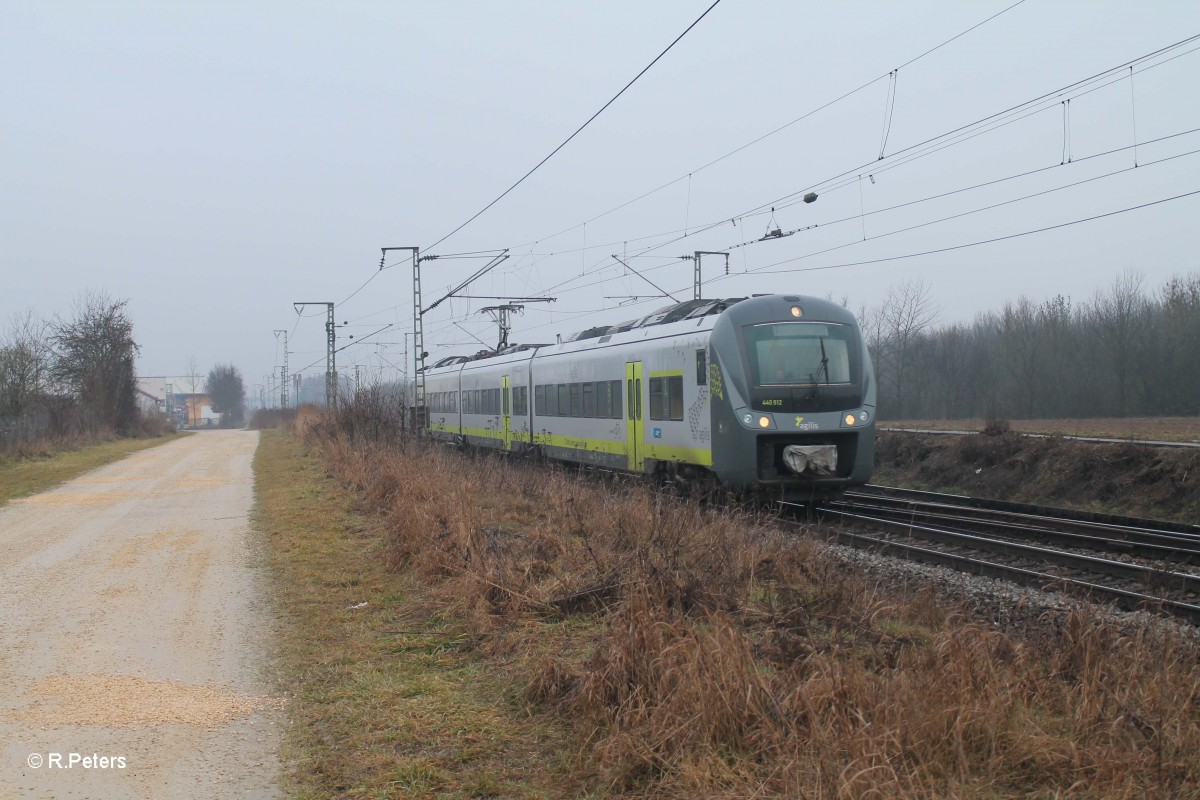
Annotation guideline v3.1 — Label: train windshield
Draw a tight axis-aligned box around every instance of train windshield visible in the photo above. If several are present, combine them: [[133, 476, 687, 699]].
[[745, 322, 854, 386]]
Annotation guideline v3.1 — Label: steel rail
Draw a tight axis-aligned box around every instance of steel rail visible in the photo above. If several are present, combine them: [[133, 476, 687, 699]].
[[817, 522, 1200, 625], [818, 508, 1200, 596], [828, 497, 1200, 561], [854, 484, 1200, 536]]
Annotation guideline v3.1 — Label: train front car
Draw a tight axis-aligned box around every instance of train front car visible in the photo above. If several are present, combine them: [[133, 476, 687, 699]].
[[708, 294, 875, 501]]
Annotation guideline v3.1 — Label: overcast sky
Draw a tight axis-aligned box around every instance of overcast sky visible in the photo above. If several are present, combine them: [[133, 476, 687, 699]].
[[3, 1, 1198, 398]]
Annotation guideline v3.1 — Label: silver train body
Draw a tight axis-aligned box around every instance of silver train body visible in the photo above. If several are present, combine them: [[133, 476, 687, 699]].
[[423, 294, 876, 500]]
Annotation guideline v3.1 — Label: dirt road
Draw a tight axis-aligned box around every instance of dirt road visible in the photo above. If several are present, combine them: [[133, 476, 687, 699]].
[[1, 431, 280, 799]]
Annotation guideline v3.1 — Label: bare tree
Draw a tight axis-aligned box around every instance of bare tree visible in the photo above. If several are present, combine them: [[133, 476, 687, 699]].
[[1090, 269, 1148, 416], [0, 310, 51, 418], [1156, 273, 1200, 414], [186, 354, 201, 395], [872, 280, 938, 417], [49, 291, 140, 434]]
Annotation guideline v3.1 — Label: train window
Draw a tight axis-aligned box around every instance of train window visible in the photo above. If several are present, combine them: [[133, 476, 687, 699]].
[[503, 387, 510, 416], [582, 383, 595, 417], [534, 385, 545, 415], [569, 384, 582, 416], [491, 388, 500, 415], [696, 350, 707, 385], [649, 378, 665, 420], [668, 376, 683, 420], [461, 391, 467, 412], [747, 322, 854, 386], [596, 382, 609, 418], [554, 385, 566, 417], [450, 392, 456, 412], [513, 386, 527, 416], [627, 380, 635, 420], [648, 376, 684, 421], [609, 380, 622, 418]]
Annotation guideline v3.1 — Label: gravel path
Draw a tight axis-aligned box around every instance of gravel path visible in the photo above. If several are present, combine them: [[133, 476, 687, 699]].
[[0, 431, 281, 799]]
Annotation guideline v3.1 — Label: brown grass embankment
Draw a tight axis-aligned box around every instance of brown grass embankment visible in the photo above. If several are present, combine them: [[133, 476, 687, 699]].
[[303, 415, 1200, 798], [875, 430, 1200, 523], [884, 417, 1200, 442]]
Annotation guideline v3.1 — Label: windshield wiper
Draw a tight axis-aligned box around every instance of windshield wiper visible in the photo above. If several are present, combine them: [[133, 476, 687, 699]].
[[818, 337, 830, 384]]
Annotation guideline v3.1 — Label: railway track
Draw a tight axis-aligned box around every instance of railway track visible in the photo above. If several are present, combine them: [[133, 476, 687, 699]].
[[790, 485, 1200, 625]]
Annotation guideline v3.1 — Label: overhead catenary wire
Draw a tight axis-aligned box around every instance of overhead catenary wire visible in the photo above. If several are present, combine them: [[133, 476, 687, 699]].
[[502, 137, 1200, 315], [511, 37, 1200, 303], [503, 187, 1200, 343], [423, 0, 725, 253], [511, 0, 1031, 252], [347, 20, 1196, 360], [744, 188, 1200, 276], [429, 34, 1200, 307]]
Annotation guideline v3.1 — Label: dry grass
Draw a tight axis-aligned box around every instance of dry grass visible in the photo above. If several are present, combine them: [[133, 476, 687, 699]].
[[0, 433, 180, 507], [875, 430, 1200, 523], [302, 417, 1200, 799], [885, 417, 1200, 442], [251, 429, 579, 799]]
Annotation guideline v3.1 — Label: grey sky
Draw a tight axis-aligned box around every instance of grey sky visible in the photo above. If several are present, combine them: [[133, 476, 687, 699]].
[[3, 1, 1198, 397]]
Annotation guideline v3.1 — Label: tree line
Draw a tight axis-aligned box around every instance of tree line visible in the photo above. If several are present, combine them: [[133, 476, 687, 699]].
[[859, 270, 1200, 421], [0, 292, 146, 446]]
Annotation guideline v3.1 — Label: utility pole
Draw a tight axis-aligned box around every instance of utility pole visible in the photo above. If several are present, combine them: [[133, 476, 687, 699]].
[[273, 329, 289, 409], [681, 251, 729, 301], [354, 364, 363, 397], [380, 247, 424, 427], [294, 302, 335, 407]]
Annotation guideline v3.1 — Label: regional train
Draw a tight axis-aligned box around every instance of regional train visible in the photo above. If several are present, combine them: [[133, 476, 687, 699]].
[[422, 294, 875, 500]]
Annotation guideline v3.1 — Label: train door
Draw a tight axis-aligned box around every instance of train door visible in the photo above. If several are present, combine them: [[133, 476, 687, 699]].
[[625, 361, 644, 472], [501, 375, 512, 450]]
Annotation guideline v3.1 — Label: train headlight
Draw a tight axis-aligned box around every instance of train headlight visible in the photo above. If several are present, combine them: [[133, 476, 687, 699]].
[[789, 305, 803, 318], [840, 409, 873, 428], [736, 408, 776, 430]]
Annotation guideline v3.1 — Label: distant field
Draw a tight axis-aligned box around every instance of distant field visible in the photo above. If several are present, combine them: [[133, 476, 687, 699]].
[[883, 417, 1200, 442]]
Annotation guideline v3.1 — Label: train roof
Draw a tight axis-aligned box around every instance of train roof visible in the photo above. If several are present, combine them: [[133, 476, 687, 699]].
[[566, 297, 745, 342], [425, 294, 853, 373], [427, 298, 746, 368]]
